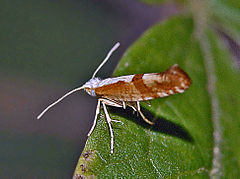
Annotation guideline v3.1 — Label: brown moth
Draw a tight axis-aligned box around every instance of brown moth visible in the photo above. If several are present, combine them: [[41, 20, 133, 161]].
[[37, 42, 191, 153]]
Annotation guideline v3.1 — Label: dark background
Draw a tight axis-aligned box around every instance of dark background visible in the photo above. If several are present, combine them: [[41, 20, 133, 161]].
[[0, 0, 178, 177]]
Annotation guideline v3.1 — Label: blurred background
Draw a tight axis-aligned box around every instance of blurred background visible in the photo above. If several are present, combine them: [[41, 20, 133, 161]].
[[0, 0, 178, 177]]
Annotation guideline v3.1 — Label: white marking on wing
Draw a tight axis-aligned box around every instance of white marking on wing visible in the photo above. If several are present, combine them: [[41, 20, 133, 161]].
[[157, 92, 169, 97], [162, 92, 168, 96], [142, 73, 164, 84], [175, 87, 185, 93], [169, 90, 174, 94], [181, 82, 186, 88], [144, 97, 153, 100], [98, 75, 134, 87], [142, 73, 158, 80]]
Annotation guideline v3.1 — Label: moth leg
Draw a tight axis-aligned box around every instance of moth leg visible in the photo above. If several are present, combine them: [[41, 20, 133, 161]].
[[126, 102, 137, 114], [109, 117, 123, 124], [102, 102, 115, 154], [135, 102, 154, 125], [87, 99, 101, 136], [100, 98, 122, 108], [87, 98, 124, 153], [138, 109, 154, 125], [100, 98, 123, 124], [137, 101, 141, 111], [122, 101, 126, 109]]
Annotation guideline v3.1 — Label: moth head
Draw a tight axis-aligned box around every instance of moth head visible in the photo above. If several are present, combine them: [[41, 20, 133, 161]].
[[83, 77, 101, 97]]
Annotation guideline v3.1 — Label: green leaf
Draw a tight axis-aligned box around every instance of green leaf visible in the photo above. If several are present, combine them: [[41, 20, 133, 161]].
[[208, 0, 240, 42], [206, 29, 240, 178], [138, 0, 165, 4], [73, 16, 240, 178]]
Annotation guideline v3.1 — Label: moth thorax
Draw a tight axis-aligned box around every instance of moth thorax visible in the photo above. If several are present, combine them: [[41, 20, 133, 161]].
[[83, 77, 101, 97]]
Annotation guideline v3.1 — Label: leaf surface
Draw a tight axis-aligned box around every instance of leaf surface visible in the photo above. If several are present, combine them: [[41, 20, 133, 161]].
[[208, 0, 240, 42], [73, 16, 240, 178]]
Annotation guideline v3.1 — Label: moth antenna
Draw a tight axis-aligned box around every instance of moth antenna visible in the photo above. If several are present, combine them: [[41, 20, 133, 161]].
[[91, 42, 120, 79], [37, 86, 85, 119]]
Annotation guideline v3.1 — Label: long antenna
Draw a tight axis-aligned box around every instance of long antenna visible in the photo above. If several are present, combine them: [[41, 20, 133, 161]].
[[37, 42, 120, 119], [91, 42, 120, 79], [37, 86, 85, 119]]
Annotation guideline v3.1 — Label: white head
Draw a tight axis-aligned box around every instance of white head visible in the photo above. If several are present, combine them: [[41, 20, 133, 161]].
[[83, 77, 101, 96], [37, 42, 120, 119]]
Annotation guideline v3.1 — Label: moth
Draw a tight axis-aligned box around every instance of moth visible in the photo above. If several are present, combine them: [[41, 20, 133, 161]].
[[37, 42, 192, 153]]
